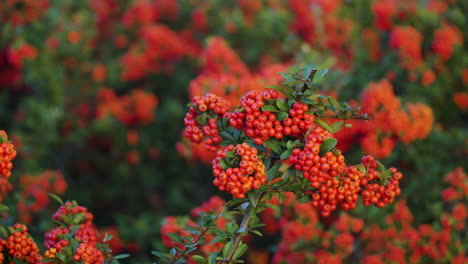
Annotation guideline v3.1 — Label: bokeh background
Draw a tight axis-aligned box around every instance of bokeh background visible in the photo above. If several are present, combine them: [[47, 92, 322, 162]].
[[0, 0, 467, 263]]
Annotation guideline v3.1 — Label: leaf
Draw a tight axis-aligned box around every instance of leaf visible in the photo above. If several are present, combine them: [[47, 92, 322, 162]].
[[301, 97, 314, 104], [266, 162, 281, 181], [114, 254, 130, 260], [298, 195, 313, 204], [48, 193, 64, 205], [319, 138, 337, 156], [282, 167, 295, 180], [314, 119, 334, 134], [208, 253, 218, 264], [192, 255, 208, 264], [170, 248, 177, 255], [280, 149, 293, 160], [232, 244, 248, 260], [345, 123, 353, 128], [276, 100, 290, 112], [275, 112, 289, 121], [219, 158, 230, 170], [195, 113, 208, 125], [303, 68, 313, 79], [278, 162, 292, 173], [313, 68, 328, 83], [168, 233, 184, 244], [220, 131, 236, 143], [356, 165, 367, 174], [376, 161, 386, 173], [330, 121, 344, 133], [261, 105, 281, 112], [223, 241, 233, 257], [264, 139, 282, 154], [250, 230, 263, 236], [247, 192, 257, 208], [327, 97, 342, 112], [0, 204, 9, 212], [103, 233, 113, 242]]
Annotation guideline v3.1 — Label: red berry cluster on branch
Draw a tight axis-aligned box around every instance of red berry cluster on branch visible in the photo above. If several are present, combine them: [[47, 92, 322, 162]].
[[184, 94, 231, 151], [230, 90, 281, 145], [359, 155, 402, 208], [0, 130, 16, 178], [72, 243, 105, 264], [288, 126, 358, 216], [44, 202, 105, 264], [230, 92, 315, 145], [0, 224, 42, 264], [212, 143, 266, 199]]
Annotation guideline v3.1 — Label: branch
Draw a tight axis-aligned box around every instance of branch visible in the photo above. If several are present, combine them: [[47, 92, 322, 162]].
[[296, 69, 317, 101], [169, 218, 215, 264], [220, 192, 264, 264]]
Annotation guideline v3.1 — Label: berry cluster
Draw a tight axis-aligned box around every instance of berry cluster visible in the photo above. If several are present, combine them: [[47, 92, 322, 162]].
[[229, 90, 281, 145], [212, 143, 266, 199], [44, 202, 105, 263], [283, 101, 315, 137], [230, 92, 315, 145], [72, 242, 105, 264], [288, 126, 357, 216], [359, 155, 402, 208], [0, 130, 16, 178], [287, 127, 403, 215], [0, 224, 42, 264], [184, 94, 231, 151], [288, 126, 343, 181]]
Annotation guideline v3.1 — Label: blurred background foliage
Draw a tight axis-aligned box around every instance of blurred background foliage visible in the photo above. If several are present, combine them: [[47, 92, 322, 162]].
[[0, 0, 466, 262]]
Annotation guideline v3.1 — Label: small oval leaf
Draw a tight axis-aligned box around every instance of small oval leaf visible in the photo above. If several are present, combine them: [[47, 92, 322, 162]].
[[319, 138, 337, 156]]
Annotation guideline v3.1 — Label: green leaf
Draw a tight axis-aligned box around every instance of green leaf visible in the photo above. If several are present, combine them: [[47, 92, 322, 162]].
[[168, 233, 184, 244], [276, 100, 290, 112], [220, 158, 230, 170], [327, 97, 342, 112], [280, 149, 293, 160], [282, 167, 295, 180], [261, 105, 281, 112], [48, 193, 64, 205], [250, 230, 263, 236], [0, 226, 7, 238], [275, 112, 289, 121], [208, 253, 218, 264], [266, 162, 281, 181], [247, 192, 257, 208], [278, 162, 292, 173], [298, 195, 313, 204], [356, 165, 367, 174], [319, 138, 337, 156], [376, 161, 386, 173], [264, 139, 282, 154], [220, 131, 236, 143], [223, 241, 233, 257], [195, 113, 208, 125], [314, 119, 334, 133], [313, 68, 328, 83], [330, 121, 344, 133], [103, 233, 113, 242], [192, 255, 208, 264], [114, 254, 130, 260], [345, 123, 352, 128], [0, 204, 9, 212], [232, 244, 248, 260]]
